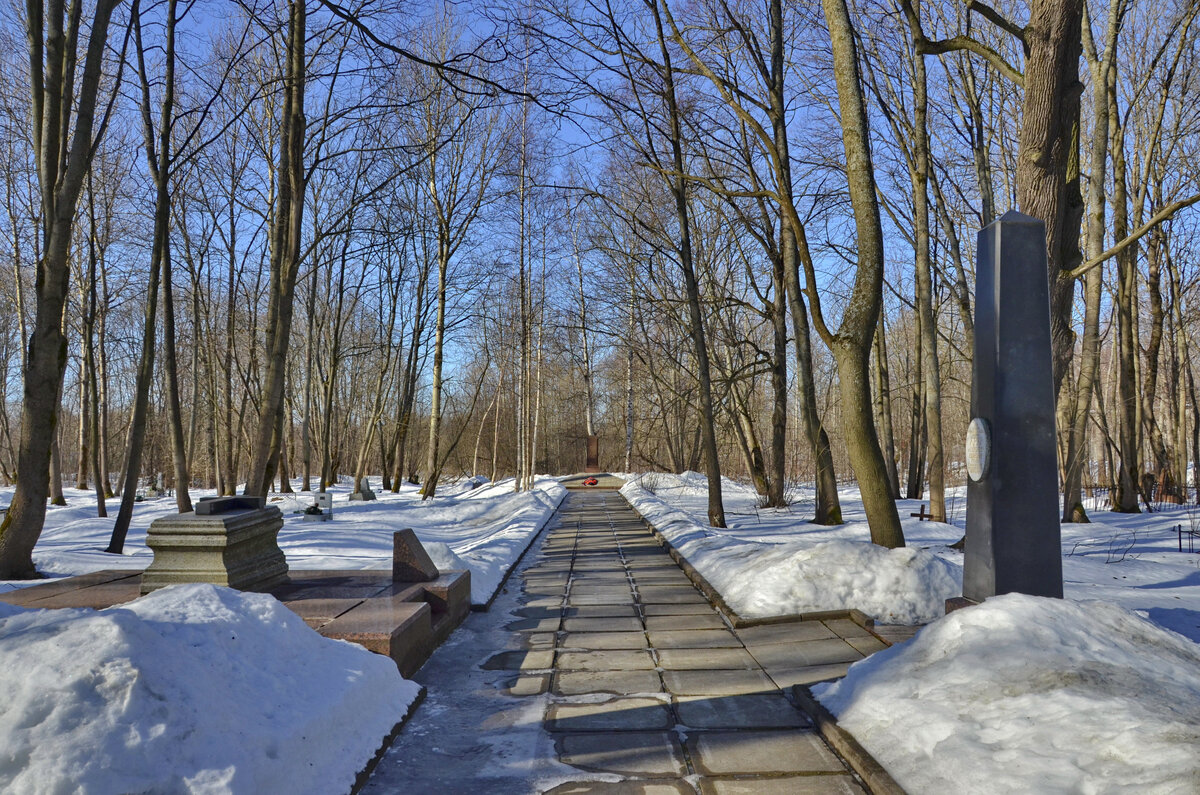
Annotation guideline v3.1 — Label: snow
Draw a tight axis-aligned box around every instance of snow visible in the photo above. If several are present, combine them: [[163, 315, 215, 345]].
[[0, 583, 421, 794], [620, 473, 961, 623], [813, 594, 1200, 794], [0, 475, 567, 607], [620, 472, 1200, 641]]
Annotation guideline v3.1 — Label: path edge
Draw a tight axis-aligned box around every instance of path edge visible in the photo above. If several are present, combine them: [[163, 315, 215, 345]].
[[473, 487, 570, 611], [791, 685, 907, 795], [349, 686, 427, 795]]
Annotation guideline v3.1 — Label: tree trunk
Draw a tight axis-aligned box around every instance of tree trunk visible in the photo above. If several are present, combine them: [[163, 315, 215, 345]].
[[245, 0, 306, 497], [1063, 0, 1119, 521], [903, 2, 945, 521], [1019, 0, 1085, 395], [421, 235, 449, 499], [818, 0, 904, 547], [109, 0, 178, 552], [651, 0, 725, 527], [161, 206, 192, 512], [766, 249, 787, 507], [873, 319, 901, 499], [0, 0, 123, 578]]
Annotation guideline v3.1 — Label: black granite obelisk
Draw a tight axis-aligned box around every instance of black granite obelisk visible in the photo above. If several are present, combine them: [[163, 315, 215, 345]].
[[961, 210, 1062, 602]]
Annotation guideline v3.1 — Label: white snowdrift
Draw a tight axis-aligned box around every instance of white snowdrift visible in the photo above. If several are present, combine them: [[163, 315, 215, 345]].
[[621, 475, 959, 623], [815, 594, 1200, 794], [0, 584, 420, 794]]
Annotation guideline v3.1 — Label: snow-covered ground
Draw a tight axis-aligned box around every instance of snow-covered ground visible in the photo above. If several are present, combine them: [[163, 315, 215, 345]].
[[0, 583, 421, 794], [0, 475, 566, 793], [0, 475, 567, 606], [621, 471, 1200, 640], [814, 594, 1200, 794]]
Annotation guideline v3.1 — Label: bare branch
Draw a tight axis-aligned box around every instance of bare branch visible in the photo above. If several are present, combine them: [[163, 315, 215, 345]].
[[1067, 194, 1200, 279]]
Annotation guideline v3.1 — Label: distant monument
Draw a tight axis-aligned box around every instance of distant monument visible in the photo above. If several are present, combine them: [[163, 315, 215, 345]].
[[955, 211, 1062, 606], [585, 435, 601, 473]]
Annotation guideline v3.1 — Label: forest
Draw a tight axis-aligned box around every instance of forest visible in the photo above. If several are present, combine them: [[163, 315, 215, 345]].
[[0, 0, 1197, 578]]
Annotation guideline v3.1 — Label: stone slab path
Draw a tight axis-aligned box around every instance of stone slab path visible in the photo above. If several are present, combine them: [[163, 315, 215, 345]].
[[365, 490, 890, 794]]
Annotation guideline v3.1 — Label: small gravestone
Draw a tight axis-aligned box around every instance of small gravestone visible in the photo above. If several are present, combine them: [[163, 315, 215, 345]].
[[141, 496, 288, 594], [349, 481, 377, 501], [393, 528, 439, 583], [953, 211, 1062, 608], [303, 491, 333, 522], [585, 435, 600, 473]]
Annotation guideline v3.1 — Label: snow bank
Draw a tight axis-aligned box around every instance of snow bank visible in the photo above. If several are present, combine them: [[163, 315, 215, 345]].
[[0, 584, 420, 794], [419, 477, 567, 603], [621, 475, 959, 623], [815, 594, 1200, 794], [270, 477, 566, 606]]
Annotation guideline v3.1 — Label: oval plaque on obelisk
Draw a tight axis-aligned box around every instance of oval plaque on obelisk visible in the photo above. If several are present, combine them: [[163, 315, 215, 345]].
[[965, 417, 990, 482]]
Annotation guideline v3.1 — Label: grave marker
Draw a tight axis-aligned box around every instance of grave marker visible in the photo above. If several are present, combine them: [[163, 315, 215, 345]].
[[956, 211, 1062, 606]]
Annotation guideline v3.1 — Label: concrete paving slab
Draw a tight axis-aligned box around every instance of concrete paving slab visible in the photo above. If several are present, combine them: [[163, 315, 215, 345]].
[[823, 617, 874, 638], [502, 673, 549, 697], [563, 616, 645, 633], [547, 697, 673, 731], [643, 603, 720, 617], [560, 632, 649, 650], [557, 650, 656, 671], [656, 648, 758, 671], [555, 669, 663, 696], [746, 638, 862, 668], [547, 781, 694, 795], [648, 630, 742, 649], [662, 669, 777, 696], [645, 613, 726, 631], [674, 693, 810, 729], [506, 616, 562, 632], [688, 730, 845, 776], [734, 622, 837, 645], [513, 605, 563, 619], [480, 650, 554, 671], [846, 635, 888, 655], [569, 593, 637, 606], [638, 586, 707, 604], [522, 632, 557, 650], [556, 732, 686, 777], [563, 605, 640, 618], [760, 662, 853, 688], [699, 775, 866, 794]]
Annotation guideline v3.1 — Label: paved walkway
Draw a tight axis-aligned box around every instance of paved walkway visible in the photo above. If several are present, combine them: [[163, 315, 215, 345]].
[[365, 490, 883, 793]]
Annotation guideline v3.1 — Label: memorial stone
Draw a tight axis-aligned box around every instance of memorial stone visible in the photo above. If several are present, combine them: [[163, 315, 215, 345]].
[[393, 528, 440, 583], [959, 211, 1062, 603], [350, 481, 377, 501]]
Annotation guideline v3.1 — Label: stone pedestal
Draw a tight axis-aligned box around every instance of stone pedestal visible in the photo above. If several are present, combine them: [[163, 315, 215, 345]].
[[350, 487, 377, 501], [962, 211, 1062, 601], [141, 499, 289, 594]]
